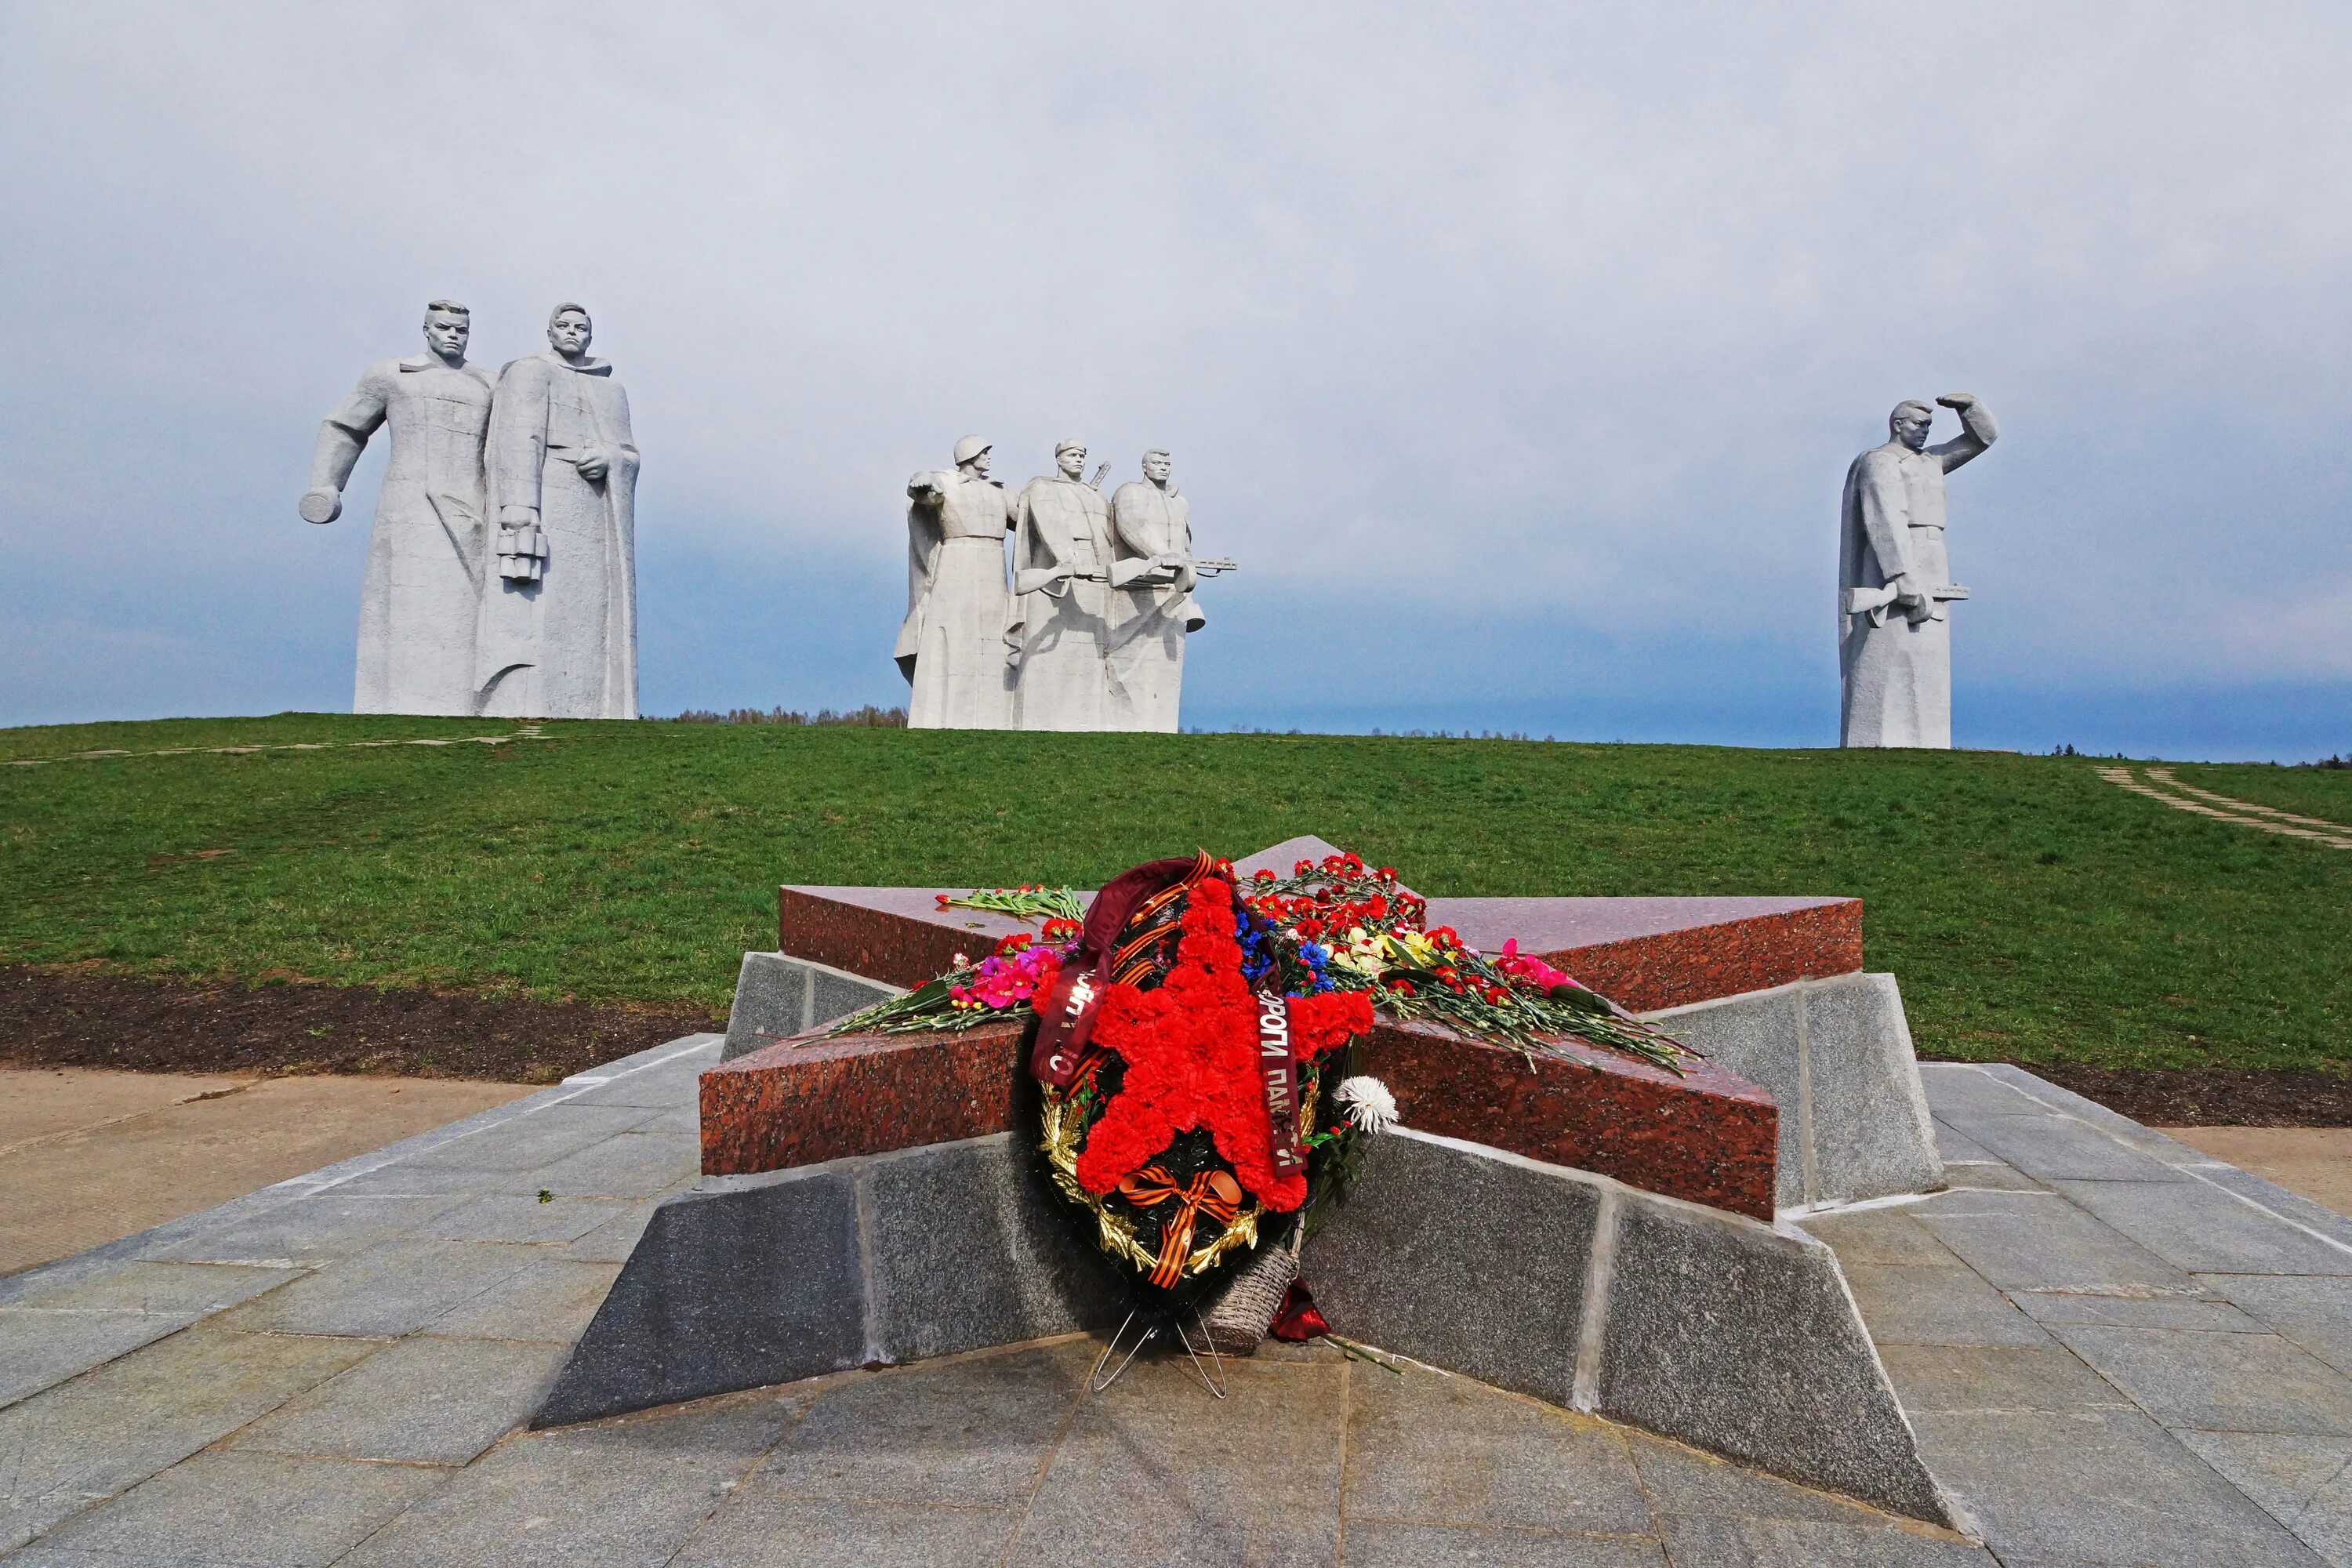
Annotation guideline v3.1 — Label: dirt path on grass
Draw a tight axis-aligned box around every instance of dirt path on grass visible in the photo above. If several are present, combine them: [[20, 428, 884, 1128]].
[[1, 724, 546, 769], [2096, 765, 2352, 848], [0, 965, 716, 1083]]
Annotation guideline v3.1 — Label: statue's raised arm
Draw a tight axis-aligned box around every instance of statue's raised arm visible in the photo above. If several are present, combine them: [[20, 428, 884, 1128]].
[[1929, 393, 1997, 473]]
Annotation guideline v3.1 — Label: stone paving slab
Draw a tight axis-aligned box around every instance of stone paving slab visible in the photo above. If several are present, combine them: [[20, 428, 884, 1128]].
[[336, 1393, 800, 1567], [2205, 1271, 2352, 1380], [1002, 1352, 1348, 1566], [209, 1239, 541, 1338], [424, 1258, 627, 1343], [229, 1334, 573, 1465], [2178, 1431, 2352, 1566], [2049, 1323, 2352, 1436], [1342, 1359, 1653, 1535], [1908, 1406, 2327, 1566], [2051, 1178, 2352, 1276], [0, 1327, 383, 1554], [1876, 1343, 2135, 1413], [14, 1449, 451, 1566], [1907, 1188, 2196, 1293]]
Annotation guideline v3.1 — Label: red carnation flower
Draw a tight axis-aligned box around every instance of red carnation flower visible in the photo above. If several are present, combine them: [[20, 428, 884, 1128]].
[[1074, 877, 1370, 1212]]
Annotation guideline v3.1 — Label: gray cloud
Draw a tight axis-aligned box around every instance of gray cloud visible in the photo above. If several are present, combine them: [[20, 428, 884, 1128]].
[[3, 1, 2347, 755]]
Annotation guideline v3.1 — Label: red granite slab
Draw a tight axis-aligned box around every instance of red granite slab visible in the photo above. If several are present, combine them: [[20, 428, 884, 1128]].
[[699, 1014, 1777, 1218], [701, 1020, 1026, 1176], [1428, 896, 1860, 1014], [776, 884, 1859, 1015], [1357, 1019, 1777, 1218]]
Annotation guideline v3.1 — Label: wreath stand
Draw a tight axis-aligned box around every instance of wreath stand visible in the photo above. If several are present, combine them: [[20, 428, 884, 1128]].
[[1087, 1305, 1229, 1399]]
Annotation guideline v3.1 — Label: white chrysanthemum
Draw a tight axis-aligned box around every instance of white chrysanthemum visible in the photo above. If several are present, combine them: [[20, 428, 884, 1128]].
[[1334, 1075, 1400, 1134]]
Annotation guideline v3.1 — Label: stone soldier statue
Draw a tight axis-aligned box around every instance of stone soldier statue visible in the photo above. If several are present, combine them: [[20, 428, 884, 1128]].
[[1009, 440, 1118, 731], [900, 436, 1017, 729], [300, 299, 495, 715], [476, 303, 642, 720], [1839, 394, 1998, 748], [1107, 449, 1207, 732]]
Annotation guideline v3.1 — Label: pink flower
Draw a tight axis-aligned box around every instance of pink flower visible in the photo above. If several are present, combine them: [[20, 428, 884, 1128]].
[[1496, 938, 1577, 993]]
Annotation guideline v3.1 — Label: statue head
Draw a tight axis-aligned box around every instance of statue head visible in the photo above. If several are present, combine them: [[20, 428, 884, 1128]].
[[422, 299, 470, 361], [953, 435, 993, 476], [1055, 440, 1087, 481], [547, 303, 593, 358], [1889, 400, 1935, 452], [1142, 449, 1172, 485]]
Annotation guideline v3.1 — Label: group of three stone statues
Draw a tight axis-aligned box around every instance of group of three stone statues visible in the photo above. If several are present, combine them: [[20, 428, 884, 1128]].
[[898, 437, 1230, 732], [310, 299, 1994, 744]]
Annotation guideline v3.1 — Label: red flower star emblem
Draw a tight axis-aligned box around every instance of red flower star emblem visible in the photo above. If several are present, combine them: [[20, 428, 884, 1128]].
[[1075, 877, 1373, 1212]]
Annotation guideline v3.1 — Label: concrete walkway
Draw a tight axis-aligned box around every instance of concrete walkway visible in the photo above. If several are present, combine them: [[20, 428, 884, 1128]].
[[1807, 1063, 2352, 1567], [0, 1068, 532, 1276], [2, 1041, 2348, 1565]]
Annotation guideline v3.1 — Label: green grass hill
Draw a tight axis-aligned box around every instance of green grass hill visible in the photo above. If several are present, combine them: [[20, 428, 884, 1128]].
[[2, 715, 2346, 1073]]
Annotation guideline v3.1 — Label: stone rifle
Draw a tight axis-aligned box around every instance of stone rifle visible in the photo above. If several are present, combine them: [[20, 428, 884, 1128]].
[[1843, 581, 1968, 627], [1077, 554, 1232, 585]]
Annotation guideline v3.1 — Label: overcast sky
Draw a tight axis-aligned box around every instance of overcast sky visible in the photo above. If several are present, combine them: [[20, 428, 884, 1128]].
[[4, 2, 2348, 757]]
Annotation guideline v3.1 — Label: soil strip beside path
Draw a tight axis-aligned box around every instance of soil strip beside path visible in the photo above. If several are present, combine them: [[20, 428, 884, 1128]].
[[0, 965, 716, 1083]]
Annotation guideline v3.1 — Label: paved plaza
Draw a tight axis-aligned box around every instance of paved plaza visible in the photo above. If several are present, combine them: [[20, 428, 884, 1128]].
[[2, 1040, 2350, 1565]]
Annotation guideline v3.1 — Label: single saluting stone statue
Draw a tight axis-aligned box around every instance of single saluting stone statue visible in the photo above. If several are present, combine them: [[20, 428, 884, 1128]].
[[1009, 441, 1119, 731], [476, 304, 641, 720], [1107, 449, 1205, 732], [301, 300, 495, 715], [1838, 394, 1998, 748], [901, 437, 1017, 729]]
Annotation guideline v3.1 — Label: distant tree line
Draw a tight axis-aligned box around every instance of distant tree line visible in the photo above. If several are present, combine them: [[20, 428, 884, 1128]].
[[670, 706, 907, 728]]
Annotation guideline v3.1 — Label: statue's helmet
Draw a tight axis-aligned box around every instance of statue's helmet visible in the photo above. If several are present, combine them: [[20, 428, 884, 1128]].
[[1054, 439, 1085, 457], [953, 434, 992, 466]]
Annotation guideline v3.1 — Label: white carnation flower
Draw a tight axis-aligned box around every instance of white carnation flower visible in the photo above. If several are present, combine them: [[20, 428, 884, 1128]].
[[1334, 1075, 1400, 1134]]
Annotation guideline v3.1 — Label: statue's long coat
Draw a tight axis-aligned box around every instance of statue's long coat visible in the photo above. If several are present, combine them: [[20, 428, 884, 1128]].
[[899, 471, 1014, 729], [1838, 414, 1992, 749], [477, 352, 641, 720], [1106, 481, 1200, 734], [1009, 475, 1118, 731], [314, 356, 495, 715]]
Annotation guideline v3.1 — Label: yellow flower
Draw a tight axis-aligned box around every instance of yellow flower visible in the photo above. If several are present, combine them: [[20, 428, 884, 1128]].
[[1330, 926, 1388, 977], [1391, 931, 1442, 967]]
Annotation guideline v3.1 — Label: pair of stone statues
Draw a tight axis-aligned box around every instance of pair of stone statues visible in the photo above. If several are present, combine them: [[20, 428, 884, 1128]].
[[302, 301, 640, 719], [1838, 394, 1998, 749], [898, 439, 1222, 731]]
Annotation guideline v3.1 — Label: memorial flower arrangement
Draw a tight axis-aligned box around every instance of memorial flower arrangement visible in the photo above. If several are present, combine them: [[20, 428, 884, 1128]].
[[1232, 851, 1685, 1071], [827, 848, 1690, 1307], [840, 852, 1685, 1072]]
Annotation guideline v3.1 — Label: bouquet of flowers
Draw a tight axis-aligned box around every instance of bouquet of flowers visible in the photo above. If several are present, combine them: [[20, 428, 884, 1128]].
[[837, 851, 1683, 1072], [1235, 851, 1685, 1070]]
